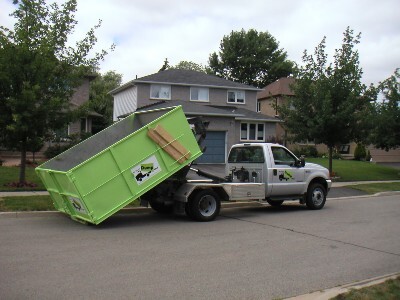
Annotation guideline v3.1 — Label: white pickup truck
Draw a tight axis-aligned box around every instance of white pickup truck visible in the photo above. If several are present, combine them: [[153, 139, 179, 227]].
[[143, 143, 332, 222]]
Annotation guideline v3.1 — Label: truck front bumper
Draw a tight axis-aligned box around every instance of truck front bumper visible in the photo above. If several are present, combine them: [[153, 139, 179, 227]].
[[326, 179, 332, 192]]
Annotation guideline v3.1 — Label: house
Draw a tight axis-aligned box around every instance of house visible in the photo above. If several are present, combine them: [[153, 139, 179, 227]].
[[257, 77, 295, 146], [110, 69, 281, 163], [63, 75, 100, 137], [257, 77, 400, 162]]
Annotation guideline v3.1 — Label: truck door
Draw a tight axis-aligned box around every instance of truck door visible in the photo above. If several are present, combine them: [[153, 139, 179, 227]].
[[269, 146, 305, 196]]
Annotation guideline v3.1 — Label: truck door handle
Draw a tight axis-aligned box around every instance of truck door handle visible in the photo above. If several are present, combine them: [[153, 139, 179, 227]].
[[273, 169, 277, 176]]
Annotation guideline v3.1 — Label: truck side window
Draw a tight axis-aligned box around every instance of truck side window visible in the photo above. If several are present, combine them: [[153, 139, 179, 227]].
[[228, 147, 264, 163], [271, 147, 296, 166]]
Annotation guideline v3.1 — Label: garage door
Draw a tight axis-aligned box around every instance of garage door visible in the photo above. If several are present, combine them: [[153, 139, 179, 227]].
[[196, 131, 226, 163]]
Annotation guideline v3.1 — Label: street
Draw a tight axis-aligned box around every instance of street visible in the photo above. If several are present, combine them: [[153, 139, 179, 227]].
[[1, 194, 399, 299]]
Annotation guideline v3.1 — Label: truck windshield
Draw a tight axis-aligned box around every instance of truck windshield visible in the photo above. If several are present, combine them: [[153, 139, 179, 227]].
[[228, 146, 264, 163]]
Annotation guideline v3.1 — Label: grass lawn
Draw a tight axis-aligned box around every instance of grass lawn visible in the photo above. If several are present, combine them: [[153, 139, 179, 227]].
[[346, 182, 400, 194], [0, 195, 53, 211], [0, 166, 45, 191], [332, 276, 400, 300], [307, 158, 400, 181], [0, 195, 141, 212]]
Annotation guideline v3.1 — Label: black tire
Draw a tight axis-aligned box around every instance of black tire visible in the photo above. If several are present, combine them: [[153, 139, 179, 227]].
[[266, 199, 284, 207], [187, 189, 221, 222], [306, 183, 326, 210], [148, 199, 174, 214]]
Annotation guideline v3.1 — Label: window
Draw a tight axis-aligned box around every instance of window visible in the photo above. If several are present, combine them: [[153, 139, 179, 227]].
[[227, 90, 245, 103], [150, 84, 171, 100], [240, 123, 265, 141], [228, 146, 264, 163], [339, 144, 350, 154], [80, 118, 87, 132], [190, 87, 209, 101], [257, 101, 261, 113], [271, 146, 297, 166]]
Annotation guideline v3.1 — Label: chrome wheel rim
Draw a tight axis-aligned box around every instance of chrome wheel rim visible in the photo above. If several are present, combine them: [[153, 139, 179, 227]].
[[198, 195, 217, 217], [312, 188, 324, 206]]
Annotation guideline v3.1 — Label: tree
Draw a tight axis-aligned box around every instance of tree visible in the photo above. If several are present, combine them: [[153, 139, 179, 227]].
[[277, 27, 374, 174], [88, 71, 122, 131], [172, 60, 209, 73], [369, 68, 400, 151], [0, 0, 113, 184], [158, 58, 170, 72], [208, 29, 293, 88]]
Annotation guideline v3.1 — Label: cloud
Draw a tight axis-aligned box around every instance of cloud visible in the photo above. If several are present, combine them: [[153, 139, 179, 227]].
[[1, 0, 399, 85]]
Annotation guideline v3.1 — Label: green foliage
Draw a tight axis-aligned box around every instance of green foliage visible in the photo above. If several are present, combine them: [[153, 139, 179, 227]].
[[292, 145, 319, 158], [277, 27, 375, 174], [354, 143, 367, 160], [0, 0, 113, 182], [172, 60, 210, 73], [88, 71, 122, 129], [208, 28, 293, 88], [369, 68, 400, 151]]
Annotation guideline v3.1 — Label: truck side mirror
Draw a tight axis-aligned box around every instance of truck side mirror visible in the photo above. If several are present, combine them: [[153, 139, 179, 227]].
[[296, 156, 306, 168]]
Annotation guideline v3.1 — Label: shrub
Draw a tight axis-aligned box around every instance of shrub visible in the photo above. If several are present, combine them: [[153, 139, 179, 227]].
[[292, 145, 319, 158], [354, 143, 367, 161]]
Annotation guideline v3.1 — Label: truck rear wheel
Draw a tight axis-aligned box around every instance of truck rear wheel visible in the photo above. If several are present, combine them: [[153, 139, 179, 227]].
[[306, 183, 326, 210], [188, 189, 221, 222], [148, 199, 174, 214]]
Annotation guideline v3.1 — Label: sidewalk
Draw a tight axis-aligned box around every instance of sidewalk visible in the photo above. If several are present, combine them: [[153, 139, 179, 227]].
[[286, 272, 400, 300]]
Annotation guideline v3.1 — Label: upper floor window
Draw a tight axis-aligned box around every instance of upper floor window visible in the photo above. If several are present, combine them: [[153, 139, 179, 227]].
[[228, 90, 245, 104], [190, 87, 209, 102], [150, 84, 171, 100]]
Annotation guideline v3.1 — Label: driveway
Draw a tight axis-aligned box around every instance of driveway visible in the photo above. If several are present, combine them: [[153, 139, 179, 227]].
[[1, 194, 399, 299]]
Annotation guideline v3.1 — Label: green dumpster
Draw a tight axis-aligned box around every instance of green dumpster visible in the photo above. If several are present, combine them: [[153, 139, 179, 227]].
[[35, 106, 203, 224]]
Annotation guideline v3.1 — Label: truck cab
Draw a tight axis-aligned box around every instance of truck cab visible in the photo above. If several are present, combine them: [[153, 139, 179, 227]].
[[227, 143, 331, 208]]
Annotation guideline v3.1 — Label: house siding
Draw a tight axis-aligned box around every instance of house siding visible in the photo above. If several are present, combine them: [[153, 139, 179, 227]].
[[113, 86, 137, 121], [70, 78, 91, 106], [135, 83, 258, 113]]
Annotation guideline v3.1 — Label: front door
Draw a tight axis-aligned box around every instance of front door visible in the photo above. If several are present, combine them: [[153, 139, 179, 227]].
[[269, 146, 305, 196]]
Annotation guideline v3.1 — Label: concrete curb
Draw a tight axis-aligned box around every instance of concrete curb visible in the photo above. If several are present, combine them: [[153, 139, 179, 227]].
[[285, 272, 400, 299]]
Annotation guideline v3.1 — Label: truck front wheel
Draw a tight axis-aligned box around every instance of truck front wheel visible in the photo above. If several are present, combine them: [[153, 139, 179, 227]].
[[188, 189, 221, 222], [306, 183, 326, 210]]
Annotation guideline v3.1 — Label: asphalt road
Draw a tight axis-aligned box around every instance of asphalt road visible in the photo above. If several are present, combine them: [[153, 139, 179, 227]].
[[1, 194, 399, 300]]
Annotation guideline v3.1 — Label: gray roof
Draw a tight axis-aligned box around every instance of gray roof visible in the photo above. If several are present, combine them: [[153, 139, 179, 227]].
[[131, 100, 279, 123], [110, 69, 260, 95]]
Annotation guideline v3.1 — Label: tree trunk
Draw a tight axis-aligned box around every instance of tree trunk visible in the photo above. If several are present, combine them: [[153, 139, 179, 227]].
[[328, 146, 333, 177], [19, 137, 27, 184]]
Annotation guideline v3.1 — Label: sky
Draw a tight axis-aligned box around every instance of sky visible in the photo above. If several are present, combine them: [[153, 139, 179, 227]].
[[1, 0, 399, 86]]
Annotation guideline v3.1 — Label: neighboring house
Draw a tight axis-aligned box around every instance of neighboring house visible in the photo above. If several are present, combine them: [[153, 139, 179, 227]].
[[110, 69, 281, 163], [257, 77, 400, 162], [64, 75, 100, 137], [257, 77, 295, 146], [0, 75, 100, 161]]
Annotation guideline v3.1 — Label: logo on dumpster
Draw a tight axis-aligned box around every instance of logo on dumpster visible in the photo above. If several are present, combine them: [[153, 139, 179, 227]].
[[69, 196, 87, 214], [131, 155, 161, 185]]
